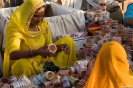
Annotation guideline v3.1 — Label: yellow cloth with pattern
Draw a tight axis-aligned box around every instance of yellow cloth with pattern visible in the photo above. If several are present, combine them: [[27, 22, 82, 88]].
[[3, 0, 77, 77], [84, 41, 133, 88]]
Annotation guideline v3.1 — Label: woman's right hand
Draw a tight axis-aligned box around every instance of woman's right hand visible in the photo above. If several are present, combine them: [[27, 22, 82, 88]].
[[36, 46, 55, 58]]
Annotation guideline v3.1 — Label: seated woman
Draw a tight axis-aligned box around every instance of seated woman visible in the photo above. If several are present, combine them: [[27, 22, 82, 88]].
[[3, 0, 77, 78], [123, 2, 133, 28], [76, 41, 133, 88]]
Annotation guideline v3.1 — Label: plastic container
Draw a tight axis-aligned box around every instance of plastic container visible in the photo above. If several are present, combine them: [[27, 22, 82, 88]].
[[58, 70, 72, 76], [88, 26, 101, 31], [60, 76, 71, 88], [68, 76, 79, 87]]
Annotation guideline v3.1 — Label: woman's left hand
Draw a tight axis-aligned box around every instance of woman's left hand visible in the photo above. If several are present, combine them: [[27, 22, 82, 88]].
[[57, 44, 70, 54], [85, 58, 95, 76]]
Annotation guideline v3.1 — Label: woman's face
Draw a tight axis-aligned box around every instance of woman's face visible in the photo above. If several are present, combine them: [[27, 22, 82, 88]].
[[30, 7, 45, 25]]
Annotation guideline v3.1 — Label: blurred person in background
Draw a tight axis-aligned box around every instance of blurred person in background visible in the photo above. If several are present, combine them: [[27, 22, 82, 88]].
[[124, 1, 133, 28]]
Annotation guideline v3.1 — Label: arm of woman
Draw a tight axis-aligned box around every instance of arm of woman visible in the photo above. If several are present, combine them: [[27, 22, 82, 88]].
[[56, 44, 70, 54], [75, 58, 95, 88], [10, 45, 55, 60], [10, 49, 39, 60], [10, 45, 56, 60], [124, 18, 133, 26]]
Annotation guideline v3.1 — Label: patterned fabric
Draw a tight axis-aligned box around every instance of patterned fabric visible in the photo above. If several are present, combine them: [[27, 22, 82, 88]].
[[124, 3, 133, 28]]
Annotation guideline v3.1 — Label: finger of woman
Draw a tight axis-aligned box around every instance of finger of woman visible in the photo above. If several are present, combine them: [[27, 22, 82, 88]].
[[65, 45, 69, 51], [67, 49, 70, 54], [64, 47, 70, 54], [61, 45, 64, 50], [65, 51, 69, 54]]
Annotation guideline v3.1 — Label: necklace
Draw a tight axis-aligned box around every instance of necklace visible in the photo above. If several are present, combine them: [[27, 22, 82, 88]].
[[29, 26, 39, 32]]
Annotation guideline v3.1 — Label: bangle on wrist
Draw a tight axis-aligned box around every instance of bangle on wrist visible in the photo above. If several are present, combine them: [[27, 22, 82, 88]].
[[78, 79, 86, 87], [29, 50, 34, 58]]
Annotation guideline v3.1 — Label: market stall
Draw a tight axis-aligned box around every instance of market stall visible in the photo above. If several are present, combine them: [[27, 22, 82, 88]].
[[0, 8, 133, 88], [0, 0, 132, 87]]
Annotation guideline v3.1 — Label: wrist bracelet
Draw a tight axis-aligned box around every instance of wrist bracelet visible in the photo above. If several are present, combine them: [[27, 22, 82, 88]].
[[29, 50, 34, 58], [78, 79, 86, 87]]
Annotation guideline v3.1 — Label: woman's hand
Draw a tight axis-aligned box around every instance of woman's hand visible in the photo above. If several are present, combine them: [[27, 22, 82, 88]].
[[86, 58, 95, 76], [75, 58, 95, 88], [57, 44, 70, 54], [36, 46, 55, 58]]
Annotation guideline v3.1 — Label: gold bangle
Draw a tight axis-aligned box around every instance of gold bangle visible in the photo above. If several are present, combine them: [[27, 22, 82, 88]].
[[44, 71, 56, 81], [48, 44, 57, 53]]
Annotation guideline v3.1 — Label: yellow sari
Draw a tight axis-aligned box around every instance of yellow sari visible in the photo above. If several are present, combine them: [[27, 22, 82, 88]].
[[84, 41, 133, 88], [3, 0, 77, 77]]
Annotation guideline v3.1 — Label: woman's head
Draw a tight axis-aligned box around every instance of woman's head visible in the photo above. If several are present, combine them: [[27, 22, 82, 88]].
[[7, 0, 47, 36], [30, 5, 45, 26], [96, 41, 128, 74], [84, 41, 133, 88]]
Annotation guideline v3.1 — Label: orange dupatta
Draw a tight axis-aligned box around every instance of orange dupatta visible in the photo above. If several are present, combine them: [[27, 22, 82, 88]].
[[84, 41, 133, 88]]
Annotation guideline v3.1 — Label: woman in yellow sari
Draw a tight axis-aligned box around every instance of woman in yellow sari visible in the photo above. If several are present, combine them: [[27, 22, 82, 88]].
[[3, 0, 77, 78], [76, 41, 133, 88]]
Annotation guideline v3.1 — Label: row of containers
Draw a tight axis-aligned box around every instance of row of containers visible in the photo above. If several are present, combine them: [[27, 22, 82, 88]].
[[1, 27, 133, 88], [0, 60, 88, 88], [77, 17, 133, 71]]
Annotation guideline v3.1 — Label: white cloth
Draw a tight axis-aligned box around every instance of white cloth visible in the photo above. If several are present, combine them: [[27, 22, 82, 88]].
[[107, 0, 115, 5], [74, 38, 87, 51], [0, 12, 10, 51], [45, 11, 85, 42], [61, 0, 83, 9], [49, 2, 80, 16], [0, 7, 18, 73], [107, 1, 119, 5], [74, 0, 83, 9], [61, 0, 98, 9], [61, 0, 115, 10], [0, 13, 8, 33], [86, 0, 99, 9], [0, 7, 18, 51]]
